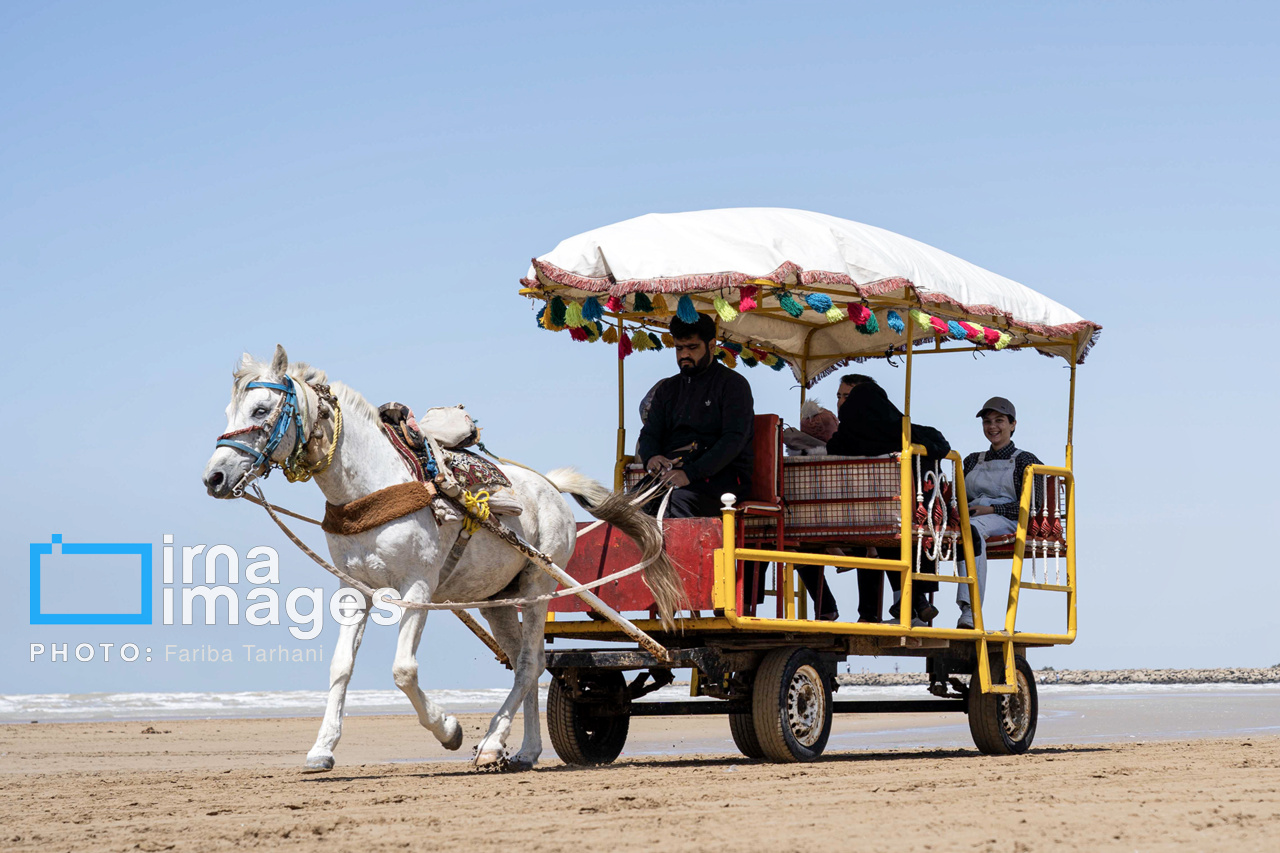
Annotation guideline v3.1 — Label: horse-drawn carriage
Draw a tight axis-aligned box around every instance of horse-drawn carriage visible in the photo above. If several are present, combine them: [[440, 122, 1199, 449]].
[[204, 207, 1098, 772], [522, 208, 1100, 763]]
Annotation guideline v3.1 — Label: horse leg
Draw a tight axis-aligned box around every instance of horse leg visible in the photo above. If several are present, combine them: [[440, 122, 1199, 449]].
[[305, 598, 369, 771], [392, 596, 464, 751], [479, 603, 546, 771], [475, 597, 549, 770]]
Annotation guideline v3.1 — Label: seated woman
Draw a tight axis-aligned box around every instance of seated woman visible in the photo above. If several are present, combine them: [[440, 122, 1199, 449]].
[[826, 374, 950, 625], [956, 397, 1044, 629]]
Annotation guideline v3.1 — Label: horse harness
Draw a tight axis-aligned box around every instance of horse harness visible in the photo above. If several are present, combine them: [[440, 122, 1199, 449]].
[[215, 376, 515, 540], [215, 375, 342, 493]]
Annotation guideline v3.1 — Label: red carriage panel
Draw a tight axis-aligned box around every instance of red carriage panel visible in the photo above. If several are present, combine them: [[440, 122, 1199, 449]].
[[550, 518, 721, 613]]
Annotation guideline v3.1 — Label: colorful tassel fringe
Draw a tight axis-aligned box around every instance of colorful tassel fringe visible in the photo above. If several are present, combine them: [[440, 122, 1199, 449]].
[[661, 332, 675, 347], [548, 296, 567, 330], [778, 291, 805, 318], [651, 294, 671, 316], [632, 329, 653, 351], [738, 285, 758, 312], [886, 310, 905, 334], [804, 293, 833, 313], [849, 304, 871, 325], [901, 307, 1013, 349], [713, 295, 739, 323], [568, 327, 589, 342], [564, 300, 585, 328], [535, 306, 547, 329], [618, 333, 633, 359], [605, 295, 623, 313], [825, 305, 846, 323], [602, 325, 619, 344], [722, 349, 738, 369], [676, 295, 699, 323], [720, 341, 743, 354], [582, 297, 603, 322], [647, 331, 663, 350], [769, 357, 787, 372], [632, 292, 653, 313], [858, 310, 879, 335]]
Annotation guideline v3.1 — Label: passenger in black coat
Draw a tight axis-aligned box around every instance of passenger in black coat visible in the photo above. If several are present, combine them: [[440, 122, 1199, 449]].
[[828, 374, 949, 625]]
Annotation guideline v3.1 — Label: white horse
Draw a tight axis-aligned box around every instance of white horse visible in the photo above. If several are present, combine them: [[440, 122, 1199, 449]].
[[201, 346, 681, 771]]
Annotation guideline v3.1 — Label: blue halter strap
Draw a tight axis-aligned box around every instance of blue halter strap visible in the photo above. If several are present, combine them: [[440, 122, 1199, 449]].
[[215, 377, 305, 474]]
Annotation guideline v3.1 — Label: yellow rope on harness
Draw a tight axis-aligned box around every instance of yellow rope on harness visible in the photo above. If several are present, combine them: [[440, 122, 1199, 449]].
[[284, 396, 343, 483], [462, 489, 491, 534]]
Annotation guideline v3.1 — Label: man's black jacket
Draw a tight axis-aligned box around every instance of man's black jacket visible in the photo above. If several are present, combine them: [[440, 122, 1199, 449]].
[[637, 360, 754, 490], [827, 382, 950, 460]]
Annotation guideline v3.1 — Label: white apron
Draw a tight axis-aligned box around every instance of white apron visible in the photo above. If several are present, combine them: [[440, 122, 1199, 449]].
[[958, 450, 1019, 608]]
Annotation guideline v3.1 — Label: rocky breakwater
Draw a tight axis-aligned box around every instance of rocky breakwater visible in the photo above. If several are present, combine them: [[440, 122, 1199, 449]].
[[837, 666, 1280, 687]]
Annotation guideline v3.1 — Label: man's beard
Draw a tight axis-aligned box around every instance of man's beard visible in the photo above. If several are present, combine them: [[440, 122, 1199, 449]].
[[678, 350, 712, 375]]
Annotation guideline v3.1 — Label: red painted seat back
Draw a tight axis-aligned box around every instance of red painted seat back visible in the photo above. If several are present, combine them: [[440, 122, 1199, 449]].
[[748, 413, 783, 503]]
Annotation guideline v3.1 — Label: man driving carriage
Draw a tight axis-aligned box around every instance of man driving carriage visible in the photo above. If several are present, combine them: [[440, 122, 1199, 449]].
[[637, 312, 754, 517]]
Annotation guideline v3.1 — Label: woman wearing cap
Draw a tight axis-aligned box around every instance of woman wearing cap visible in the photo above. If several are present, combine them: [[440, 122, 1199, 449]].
[[956, 397, 1044, 630]]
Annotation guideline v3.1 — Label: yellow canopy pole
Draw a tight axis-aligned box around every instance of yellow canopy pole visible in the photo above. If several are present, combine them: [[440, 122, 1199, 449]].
[[1066, 359, 1077, 472], [614, 314, 626, 490], [898, 323, 915, 628]]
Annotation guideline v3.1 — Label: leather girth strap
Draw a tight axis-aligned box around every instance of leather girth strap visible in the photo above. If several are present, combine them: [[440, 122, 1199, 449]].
[[322, 481, 438, 536]]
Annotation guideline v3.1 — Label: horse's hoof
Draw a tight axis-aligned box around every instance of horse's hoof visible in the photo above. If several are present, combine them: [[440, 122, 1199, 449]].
[[473, 751, 510, 773], [304, 754, 335, 772], [442, 718, 464, 751], [505, 756, 535, 773]]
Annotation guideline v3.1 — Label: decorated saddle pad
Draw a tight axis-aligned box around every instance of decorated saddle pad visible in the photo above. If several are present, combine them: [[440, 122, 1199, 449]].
[[442, 448, 511, 492], [377, 401, 519, 523]]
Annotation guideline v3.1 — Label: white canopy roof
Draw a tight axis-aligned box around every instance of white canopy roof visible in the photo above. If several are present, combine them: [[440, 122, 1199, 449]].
[[523, 208, 1100, 383]]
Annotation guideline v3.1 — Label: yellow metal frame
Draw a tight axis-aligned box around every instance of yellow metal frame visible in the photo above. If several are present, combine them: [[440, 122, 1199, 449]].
[[546, 302, 1082, 695]]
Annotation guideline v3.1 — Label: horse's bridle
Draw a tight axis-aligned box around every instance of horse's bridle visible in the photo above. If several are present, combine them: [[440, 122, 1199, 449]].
[[214, 376, 341, 494]]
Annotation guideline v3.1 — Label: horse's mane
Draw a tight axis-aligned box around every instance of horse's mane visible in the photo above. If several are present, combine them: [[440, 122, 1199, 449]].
[[232, 353, 380, 429]]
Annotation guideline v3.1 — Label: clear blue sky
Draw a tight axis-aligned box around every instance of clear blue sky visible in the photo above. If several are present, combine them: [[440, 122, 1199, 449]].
[[3, 2, 1278, 696]]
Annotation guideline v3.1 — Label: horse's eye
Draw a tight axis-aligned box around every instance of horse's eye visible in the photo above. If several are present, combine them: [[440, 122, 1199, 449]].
[[252, 407, 269, 418]]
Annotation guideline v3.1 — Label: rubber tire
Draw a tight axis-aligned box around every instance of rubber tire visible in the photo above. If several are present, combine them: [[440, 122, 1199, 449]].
[[729, 710, 765, 760], [751, 647, 833, 763], [547, 671, 630, 766], [968, 655, 1038, 755]]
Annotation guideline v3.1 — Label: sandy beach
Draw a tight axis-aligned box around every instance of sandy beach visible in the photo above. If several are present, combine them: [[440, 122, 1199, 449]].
[[3, 710, 1277, 852]]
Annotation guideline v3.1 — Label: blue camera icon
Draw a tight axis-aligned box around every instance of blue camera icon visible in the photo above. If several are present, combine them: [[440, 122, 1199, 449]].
[[30, 534, 153, 625]]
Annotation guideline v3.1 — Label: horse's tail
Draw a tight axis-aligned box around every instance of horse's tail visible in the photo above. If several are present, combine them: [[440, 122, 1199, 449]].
[[544, 467, 686, 631]]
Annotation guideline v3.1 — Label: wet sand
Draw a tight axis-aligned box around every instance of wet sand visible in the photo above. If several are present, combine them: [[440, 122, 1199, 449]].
[[2, 711, 1277, 852]]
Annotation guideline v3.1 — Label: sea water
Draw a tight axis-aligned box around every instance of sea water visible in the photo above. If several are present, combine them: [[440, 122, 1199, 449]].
[[4, 683, 1277, 750]]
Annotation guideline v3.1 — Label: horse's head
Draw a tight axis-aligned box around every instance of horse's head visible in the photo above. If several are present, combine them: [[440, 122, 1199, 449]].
[[202, 344, 322, 498]]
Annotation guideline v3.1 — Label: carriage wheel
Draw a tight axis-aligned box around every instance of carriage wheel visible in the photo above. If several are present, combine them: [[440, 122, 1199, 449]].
[[751, 648, 832, 763], [547, 671, 630, 765], [968, 655, 1038, 755], [728, 710, 765, 760]]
